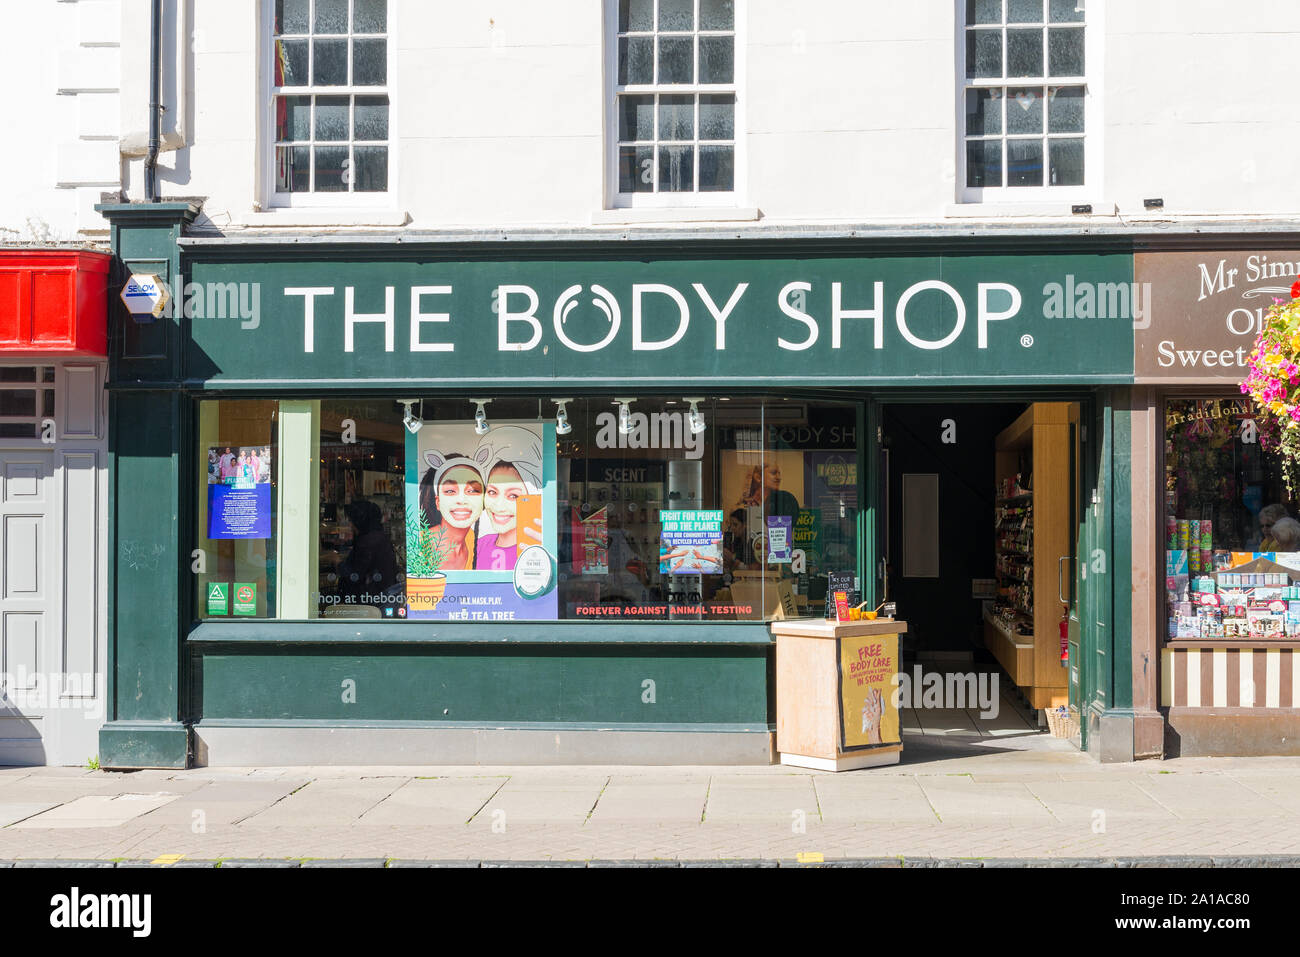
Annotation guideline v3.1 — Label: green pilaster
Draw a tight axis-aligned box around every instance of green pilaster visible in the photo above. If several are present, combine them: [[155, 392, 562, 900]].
[[97, 203, 200, 769]]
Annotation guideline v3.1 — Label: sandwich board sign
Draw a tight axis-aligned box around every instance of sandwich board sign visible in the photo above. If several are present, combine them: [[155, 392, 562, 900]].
[[120, 274, 169, 319]]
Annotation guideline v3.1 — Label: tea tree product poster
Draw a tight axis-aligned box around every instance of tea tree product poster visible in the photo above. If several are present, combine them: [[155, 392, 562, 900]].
[[404, 420, 558, 620]]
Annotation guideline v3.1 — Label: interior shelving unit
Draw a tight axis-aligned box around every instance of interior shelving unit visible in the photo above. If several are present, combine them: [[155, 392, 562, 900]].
[[984, 402, 1072, 711]]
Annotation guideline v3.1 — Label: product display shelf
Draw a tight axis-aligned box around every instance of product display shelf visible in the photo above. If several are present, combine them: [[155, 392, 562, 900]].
[[986, 402, 1072, 711]]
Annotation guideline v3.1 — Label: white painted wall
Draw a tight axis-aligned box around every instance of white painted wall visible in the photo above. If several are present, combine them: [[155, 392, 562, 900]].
[[0, 0, 120, 240], [17, 0, 1300, 234]]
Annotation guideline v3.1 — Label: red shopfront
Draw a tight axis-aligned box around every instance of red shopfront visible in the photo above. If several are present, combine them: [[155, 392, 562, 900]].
[[0, 249, 110, 765]]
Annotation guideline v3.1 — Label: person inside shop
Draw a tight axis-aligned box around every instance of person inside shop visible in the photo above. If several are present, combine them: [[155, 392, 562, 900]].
[[1257, 503, 1292, 550], [1270, 516, 1300, 553], [336, 500, 398, 607], [722, 508, 756, 572], [419, 449, 489, 570]]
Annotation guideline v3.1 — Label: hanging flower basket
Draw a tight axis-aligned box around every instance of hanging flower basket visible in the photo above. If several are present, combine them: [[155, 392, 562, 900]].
[[1240, 278, 1300, 492]]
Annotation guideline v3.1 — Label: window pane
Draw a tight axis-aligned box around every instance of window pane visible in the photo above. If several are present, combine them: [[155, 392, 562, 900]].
[[275, 0, 309, 34], [619, 145, 654, 192], [658, 0, 694, 31], [42, 389, 54, 417], [0, 424, 35, 438], [659, 145, 695, 191], [0, 368, 35, 382], [699, 36, 734, 83], [314, 95, 349, 140], [354, 146, 388, 191], [353, 38, 386, 85], [699, 145, 734, 191], [41, 367, 55, 383], [1007, 28, 1043, 76], [1048, 27, 1084, 75], [966, 0, 1001, 24], [276, 145, 311, 191], [618, 36, 653, 84], [1006, 86, 1043, 134], [1008, 0, 1043, 22], [313, 39, 348, 85], [0, 390, 35, 416], [967, 139, 1002, 187], [276, 95, 311, 141], [966, 29, 1002, 78], [658, 36, 694, 83], [197, 401, 278, 621], [314, 0, 348, 33], [315, 145, 350, 191], [1007, 138, 1044, 186], [658, 94, 694, 141], [700, 0, 734, 30], [354, 94, 389, 139], [1049, 137, 1084, 185], [1049, 0, 1085, 22], [965, 88, 1001, 135], [354, 0, 387, 33], [1048, 85, 1084, 132], [619, 0, 653, 32], [699, 93, 735, 139], [618, 94, 654, 141], [277, 38, 308, 85]]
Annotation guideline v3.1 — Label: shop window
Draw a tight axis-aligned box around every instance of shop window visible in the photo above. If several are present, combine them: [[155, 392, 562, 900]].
[[194, 400, 279, 620], [609, 0, 740, 206], [0, 366, 55, 439], [1164, 397, 1300, 641], [270, 0, 389, 202], [960, 0, 1088, 198]]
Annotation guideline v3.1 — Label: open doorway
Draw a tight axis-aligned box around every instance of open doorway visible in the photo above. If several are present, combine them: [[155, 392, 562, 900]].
[[880, 401, 1081, 751]]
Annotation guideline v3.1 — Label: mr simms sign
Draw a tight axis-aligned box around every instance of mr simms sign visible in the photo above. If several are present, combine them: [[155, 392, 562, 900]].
[[1135, 249, 1300, 383]]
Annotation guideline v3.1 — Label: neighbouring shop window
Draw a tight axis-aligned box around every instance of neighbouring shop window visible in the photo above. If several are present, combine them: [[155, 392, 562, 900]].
[[195, 400, 279, 620], [1165, 397, 1300, 641], [272, 0, 389, 197], [0, 366, 56, 439], [962, 0, 1086, 192]]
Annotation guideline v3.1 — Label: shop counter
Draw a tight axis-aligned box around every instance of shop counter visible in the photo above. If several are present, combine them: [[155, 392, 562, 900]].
[[772, 618, 906, 771]]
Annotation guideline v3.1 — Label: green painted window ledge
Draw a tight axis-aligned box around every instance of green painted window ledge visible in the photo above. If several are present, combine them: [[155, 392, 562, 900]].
[[187, 620, 778, 645]]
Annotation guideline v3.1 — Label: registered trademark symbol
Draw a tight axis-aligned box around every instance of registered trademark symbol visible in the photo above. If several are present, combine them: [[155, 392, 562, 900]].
[[1020, 334, 1034, 347]]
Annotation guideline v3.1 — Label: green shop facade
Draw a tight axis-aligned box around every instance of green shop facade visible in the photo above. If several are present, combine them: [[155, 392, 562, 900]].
[[97, 203, 1145, 769]]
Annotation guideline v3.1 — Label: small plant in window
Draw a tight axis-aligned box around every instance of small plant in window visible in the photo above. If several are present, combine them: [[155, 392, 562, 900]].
[[405, 504, 447, 578], [1241, 278, 1300, 492]]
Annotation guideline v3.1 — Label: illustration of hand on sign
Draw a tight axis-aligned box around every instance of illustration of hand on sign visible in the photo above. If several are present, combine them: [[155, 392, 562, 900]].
[[861, 688, 883, 744]]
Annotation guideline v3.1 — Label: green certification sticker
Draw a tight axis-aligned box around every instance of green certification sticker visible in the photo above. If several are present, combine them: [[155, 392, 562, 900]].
[[207, 582, 229, 616], [233, 582, 257, 617]]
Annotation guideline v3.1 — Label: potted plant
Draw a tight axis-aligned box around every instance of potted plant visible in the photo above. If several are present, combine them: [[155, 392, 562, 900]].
[[404, 505, 449, 610], [1241, 278, 1300, 492]]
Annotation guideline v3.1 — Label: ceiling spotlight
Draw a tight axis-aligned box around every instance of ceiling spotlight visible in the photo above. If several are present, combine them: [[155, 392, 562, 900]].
[[614, 398, 636, 435], [471, 398, 491, 435], [684, 397, 706, 435], [553, 398, 573, 436], [400, 399, 423, 435]]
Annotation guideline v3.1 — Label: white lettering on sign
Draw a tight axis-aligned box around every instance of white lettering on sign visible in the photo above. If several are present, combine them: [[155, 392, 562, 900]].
[[778, 281, 817, 351], [896, 280, 965, 350], [1155, 341, 1250, 370], [831, 281, 884, 349], [632, 284, 690, 351], [284, 286, 335, 353], [691, 282, 748, 349], [410, 286, 454, 352], [344, 286, 395, 353], [553, 285, 622, 353], [497, 284, 542, 351]]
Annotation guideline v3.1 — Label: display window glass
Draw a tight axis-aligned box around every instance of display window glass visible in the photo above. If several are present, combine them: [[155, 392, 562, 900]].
[[1164, 396, 1300, 641], [194, 395, 861, 623]]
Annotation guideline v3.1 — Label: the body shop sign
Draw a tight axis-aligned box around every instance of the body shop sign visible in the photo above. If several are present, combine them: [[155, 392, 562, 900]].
[[184, 252, 1135, 386], [1135, 249, 1300, 383]]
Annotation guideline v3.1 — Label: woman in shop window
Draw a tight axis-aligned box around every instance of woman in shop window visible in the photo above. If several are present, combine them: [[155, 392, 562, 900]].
[[472, 427, 545, 572], [419, 449, 490, 571], [337, 499, 398, 606], [1258, 503, 1290, 551], [1270, 516, 1300, 553]]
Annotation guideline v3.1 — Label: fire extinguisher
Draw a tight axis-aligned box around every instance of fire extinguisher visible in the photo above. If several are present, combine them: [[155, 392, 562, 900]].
[[1059, 605, 1069, 663]]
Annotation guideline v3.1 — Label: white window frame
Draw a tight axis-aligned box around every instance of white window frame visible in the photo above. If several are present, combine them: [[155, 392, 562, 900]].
[[260, 0, 397, 209], [955, 0, 1103, 206], [0, 364, 58, 449], [604, 0, 747, 209]]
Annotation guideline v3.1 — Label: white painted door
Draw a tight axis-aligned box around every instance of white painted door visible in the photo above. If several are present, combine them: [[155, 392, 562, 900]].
[[0, 363, 107, 765]]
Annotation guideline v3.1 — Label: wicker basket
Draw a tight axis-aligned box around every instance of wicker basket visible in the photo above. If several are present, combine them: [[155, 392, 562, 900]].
[[1045, 706, 1079, 739]]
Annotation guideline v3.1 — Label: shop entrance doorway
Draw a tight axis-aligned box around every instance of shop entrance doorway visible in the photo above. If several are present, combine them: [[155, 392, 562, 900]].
[[879, 400, 1083, 742]]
